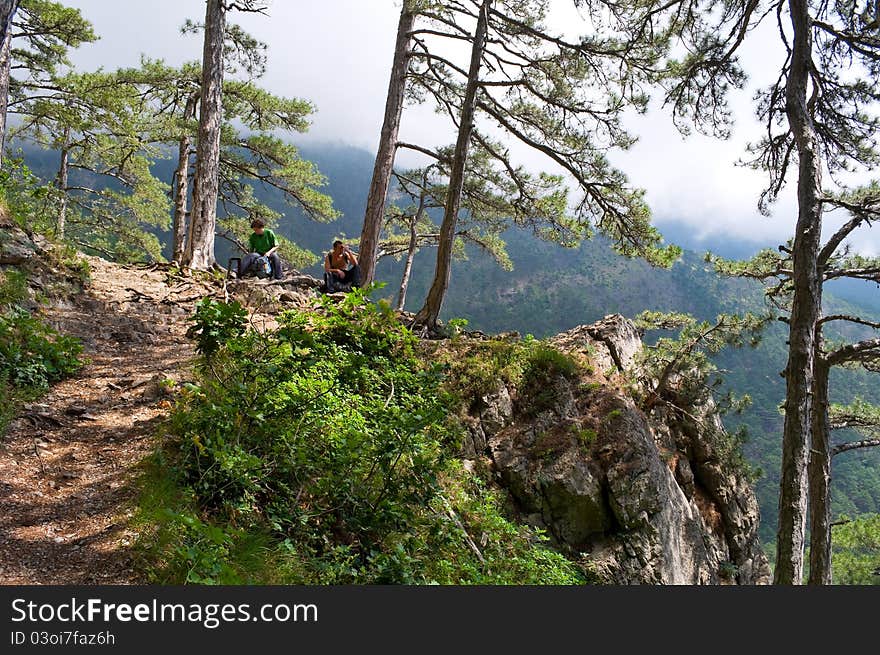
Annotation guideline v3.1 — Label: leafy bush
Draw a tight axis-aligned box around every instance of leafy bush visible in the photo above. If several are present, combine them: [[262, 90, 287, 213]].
[[132, 452, 278, 584], [0, 271, 82, 390], [143, 289, 584, 584], [0, 270, 83, 434], [0, 307, 82, 389], [186, 298, 248, 357], [0, 269, 27, 306], [0, 157, 51, 232]]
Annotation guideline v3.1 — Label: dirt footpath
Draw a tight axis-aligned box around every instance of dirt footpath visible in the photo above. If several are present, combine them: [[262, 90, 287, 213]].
[[0, 258, 202, 584]]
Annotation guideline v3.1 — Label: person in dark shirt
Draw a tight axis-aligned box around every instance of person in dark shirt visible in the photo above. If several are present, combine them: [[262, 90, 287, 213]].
[[323, 240, 360, 292], [241, 219, 283, 280]]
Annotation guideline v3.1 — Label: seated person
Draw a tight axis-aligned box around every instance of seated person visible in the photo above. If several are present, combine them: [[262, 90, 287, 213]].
[[323, 240, 361, 292], [240, 219, 283, 280]]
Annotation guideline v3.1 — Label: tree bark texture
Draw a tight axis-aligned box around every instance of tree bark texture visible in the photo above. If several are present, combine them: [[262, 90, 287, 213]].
[[807, 355, 832, 585], [774, 0, 824, 585], [55, 126, 70, 238], [359, 3, 416, 286], [172, 91, 199, 263], [184, 0, 225, 270]]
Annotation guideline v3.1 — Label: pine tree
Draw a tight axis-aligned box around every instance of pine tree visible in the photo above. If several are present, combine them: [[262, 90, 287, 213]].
[[414, 0, 492, 329], [711, 182, 880, 583], [183, 0, 269, 270], [368, 0, 678, 329], [184, 0, 226, 270], [383, 138, 548, 311], [121, 50, 337, 269], [11, 68, 170, 257], [625, 0, 880, 584], [0, 0, 95, 169], [359, 0, 418, 286]]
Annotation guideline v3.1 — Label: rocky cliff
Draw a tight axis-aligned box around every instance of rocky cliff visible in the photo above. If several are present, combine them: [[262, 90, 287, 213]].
[[460, 315, 771, 585]]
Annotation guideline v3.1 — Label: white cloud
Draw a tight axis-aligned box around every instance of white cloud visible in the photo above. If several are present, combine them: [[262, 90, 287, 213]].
[[60, 1, 880, 255]]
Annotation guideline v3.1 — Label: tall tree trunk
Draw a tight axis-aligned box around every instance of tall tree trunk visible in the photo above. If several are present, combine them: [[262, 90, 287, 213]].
[[414, 0, 491, 329], [396, 217, 419, 311], [0, 0, 19, 169], [808, 354, 832, 585], [0, 0, 17, 42], [359, 2, 416, 286], [774, 0, 824, 585], [183, 0, 225, 270], [55, 126, 70, 238], [172, 91, 199, 263]]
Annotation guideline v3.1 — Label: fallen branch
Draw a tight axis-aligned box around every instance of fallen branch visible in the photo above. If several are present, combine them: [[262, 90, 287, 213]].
[[440, 496, 485, 564], [125, 287, 157, 303]]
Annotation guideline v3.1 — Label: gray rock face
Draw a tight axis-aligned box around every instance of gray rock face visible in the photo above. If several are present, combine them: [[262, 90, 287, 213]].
[[227, 273, 322, 311], [473, 315, 771, 585], [0, 226, 39, 265], [550, 313, 643, 374]]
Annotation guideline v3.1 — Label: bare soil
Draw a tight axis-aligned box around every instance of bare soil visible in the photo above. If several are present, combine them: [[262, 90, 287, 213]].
[[0, 258, 205, 584]]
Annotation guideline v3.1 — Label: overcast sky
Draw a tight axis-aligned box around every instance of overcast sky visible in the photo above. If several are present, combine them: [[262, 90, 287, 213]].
[[62, 0, 879, 254]]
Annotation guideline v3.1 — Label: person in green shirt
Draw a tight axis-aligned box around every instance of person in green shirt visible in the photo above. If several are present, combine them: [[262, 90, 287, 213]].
[[241, 219, 283, 279]]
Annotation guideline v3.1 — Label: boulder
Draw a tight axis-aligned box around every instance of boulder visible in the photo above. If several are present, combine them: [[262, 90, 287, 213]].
[[472, 314, 770, 585], [551, 313, 643, 373], [0, 226, 39, 265]]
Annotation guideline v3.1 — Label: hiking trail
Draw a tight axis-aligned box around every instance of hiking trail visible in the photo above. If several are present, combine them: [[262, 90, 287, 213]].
[[0, 257, 203, 583]]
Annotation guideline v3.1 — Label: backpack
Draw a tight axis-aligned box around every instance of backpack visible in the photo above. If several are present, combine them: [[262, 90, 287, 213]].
[[247, 255, 272, 279]]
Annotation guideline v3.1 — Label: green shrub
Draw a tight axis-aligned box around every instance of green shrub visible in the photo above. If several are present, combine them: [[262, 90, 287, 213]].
[[142, 288, 586, 584], [0, 381, 14, 435], [434, 338, 526, 404], [132, 452, 279, 585], [0, 307, 82, 390], [519, 344, 580, 415], [0, 270, 27, 305], [575, 427, 598, 451], [47, 243, 91, 284], [524, 344, 579, 382], [0, 157, 51, 232], [186, 298, 248, 357], [0, 270, 83, 435]]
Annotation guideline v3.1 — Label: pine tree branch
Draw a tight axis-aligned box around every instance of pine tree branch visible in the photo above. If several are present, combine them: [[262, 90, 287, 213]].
[[812, 20, 880, 62], [818, 315, 880, 329], [826, 338, 880, 366], [222, 2, 269, 15], [832, 439, 880, 457], [396, 142, 446, 162], [818, 214, 870, 265], [824, 267, 880, 281]]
